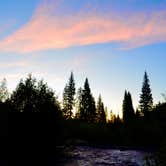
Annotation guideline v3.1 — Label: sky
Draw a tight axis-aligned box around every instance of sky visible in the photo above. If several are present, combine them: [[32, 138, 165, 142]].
[[0, 0, 166, 116]]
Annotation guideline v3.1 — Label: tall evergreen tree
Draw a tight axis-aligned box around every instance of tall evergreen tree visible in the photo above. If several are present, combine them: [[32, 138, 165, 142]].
[[122, 90, 135, 123], [127, 91, 135, 118], [62, 72, 76, 119], [139, 71, 153, 116], [78, 78, 96, 122], [122, 90, 128, 122], [96, 94, 106, 124]]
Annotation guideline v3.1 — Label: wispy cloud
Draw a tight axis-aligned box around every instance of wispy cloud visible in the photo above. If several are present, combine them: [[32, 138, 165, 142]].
[[0, 0, 166, 53]]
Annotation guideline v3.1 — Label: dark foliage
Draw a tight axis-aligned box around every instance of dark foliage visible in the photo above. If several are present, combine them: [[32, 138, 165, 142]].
[[122, 90, 135, 123], [77, 78, 96, 123], [96, 94, 106, 124], [139, 71, 153, 116], [0, 102, 8, 160], [10, 74, 61, 113], [62, 72, 76, 119], [0, 75, 63, 164]]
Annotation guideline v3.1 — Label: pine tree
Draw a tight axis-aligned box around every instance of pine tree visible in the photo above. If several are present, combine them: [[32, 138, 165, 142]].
[[139, 71, 153, 116], [62, 72, 76, 119], [122, 90, 135, 123], [127, 91, 135, 118], [122, 90, 128, 122], [78, 78, 96, 122], [96, 94, 106, 124]]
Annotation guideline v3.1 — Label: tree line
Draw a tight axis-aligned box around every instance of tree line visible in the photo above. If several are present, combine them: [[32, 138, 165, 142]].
[[0, 71, 160, 123]]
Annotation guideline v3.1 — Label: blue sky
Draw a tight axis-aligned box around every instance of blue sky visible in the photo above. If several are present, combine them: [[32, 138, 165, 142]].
[[0, 0, 166, 116]]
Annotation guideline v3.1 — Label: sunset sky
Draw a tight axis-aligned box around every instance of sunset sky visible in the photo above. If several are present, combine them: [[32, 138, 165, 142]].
[[0, 0, 166, 115]]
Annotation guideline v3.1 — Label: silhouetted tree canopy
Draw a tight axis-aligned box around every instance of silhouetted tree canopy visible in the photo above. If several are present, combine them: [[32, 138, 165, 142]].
[[153, 102, 166, 123], [10, 74, 61, 113], [122, 90, 135, 123], [62, 72, 76, 119], [96, 94, 106, 124], [139, 71, 153, 116], [77, 78, 96, 122]]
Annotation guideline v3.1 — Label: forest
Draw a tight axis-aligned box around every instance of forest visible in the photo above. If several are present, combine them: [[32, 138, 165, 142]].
[[0, 71, 166, 165]]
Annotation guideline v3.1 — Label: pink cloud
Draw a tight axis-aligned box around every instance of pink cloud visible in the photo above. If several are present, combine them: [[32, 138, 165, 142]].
[[0, 1, 166, 53]]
